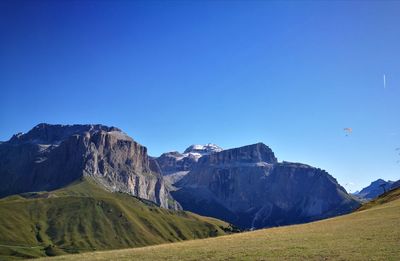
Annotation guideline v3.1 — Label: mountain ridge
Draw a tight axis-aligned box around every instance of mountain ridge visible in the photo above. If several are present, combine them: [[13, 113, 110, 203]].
[[170, 143, 359, 229], [0, 123, 178, 209], [353, 179, 395, 200], [1, 123, 360, 231]]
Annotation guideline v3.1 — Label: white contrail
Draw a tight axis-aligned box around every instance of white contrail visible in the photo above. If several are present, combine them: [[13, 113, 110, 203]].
[[383, 74, 386, 88]]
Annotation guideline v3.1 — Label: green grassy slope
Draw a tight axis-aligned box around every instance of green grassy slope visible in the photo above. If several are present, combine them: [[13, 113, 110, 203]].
[[42, 188, 400, 261], [0, 178, 232, 260]]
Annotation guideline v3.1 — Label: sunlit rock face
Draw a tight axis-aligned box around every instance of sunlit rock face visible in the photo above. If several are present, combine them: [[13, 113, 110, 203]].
[[155, 143, 224, 188], [171, 143, 360, 229], [155, 143, 223, 175], [0, 123, 179, 209], [0, 124, 361, 225]]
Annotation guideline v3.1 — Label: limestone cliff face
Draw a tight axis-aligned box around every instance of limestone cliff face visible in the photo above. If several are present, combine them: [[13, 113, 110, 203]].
[[173, 143, 360, 229], [0, 124, 179, 209], [197, 143, 277, 166], [155, 151, 198, 175]]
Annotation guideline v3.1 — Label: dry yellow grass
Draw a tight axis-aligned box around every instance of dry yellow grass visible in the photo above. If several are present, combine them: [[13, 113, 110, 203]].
[[41, 193, 400, 261]]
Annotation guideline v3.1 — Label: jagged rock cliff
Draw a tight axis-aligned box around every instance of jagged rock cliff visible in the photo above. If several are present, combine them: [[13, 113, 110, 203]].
[[0, 123, 179, 209], [172, 143, 360, 229], [155, 151, 198, 175]]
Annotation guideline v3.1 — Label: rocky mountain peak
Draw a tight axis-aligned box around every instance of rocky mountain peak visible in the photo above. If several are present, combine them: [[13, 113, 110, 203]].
[[370, 179, 388, 185], [355, 179, 395, 200], [198, 142, 278, 166], [173, 142, 359, 229], [155, 143, 223, 175], [183, 143, 223, 155], [1, 123, 179, 210], [9, 123, 122, 145]]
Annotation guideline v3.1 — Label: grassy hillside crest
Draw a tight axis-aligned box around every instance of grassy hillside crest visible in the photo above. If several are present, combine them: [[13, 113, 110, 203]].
[[357, 187, 400, 211], [0, 178, 232, 260]]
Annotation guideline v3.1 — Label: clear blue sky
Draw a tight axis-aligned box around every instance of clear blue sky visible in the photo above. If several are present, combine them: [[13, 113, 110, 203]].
[[1, 1, 399, 192]]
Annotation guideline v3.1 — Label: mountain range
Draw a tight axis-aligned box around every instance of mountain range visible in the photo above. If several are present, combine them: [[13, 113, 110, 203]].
[[353, 179, 400, 201], [0, 123, 362, 257], [155, 143, 359, 229], [0, 124, 236, 258]]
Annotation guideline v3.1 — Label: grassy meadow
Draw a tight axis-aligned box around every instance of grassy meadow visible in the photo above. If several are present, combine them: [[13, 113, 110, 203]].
[[41, 188, 400, 261], [0, 179, 231, 260]]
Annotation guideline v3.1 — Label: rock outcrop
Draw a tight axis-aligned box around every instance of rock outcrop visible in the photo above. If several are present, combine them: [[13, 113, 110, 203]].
[[0, 123, 179, 209], [172, 143, 360, 229], [155, 143, 223, 175]]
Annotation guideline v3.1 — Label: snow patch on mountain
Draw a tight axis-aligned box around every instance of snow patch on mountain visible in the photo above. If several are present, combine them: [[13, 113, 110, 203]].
[[183, 143, 223, 159], [155, 144, 223, 176]]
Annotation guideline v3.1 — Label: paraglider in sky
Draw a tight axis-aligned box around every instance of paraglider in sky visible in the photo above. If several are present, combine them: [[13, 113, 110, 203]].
[[343, 128, 352, 136]]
